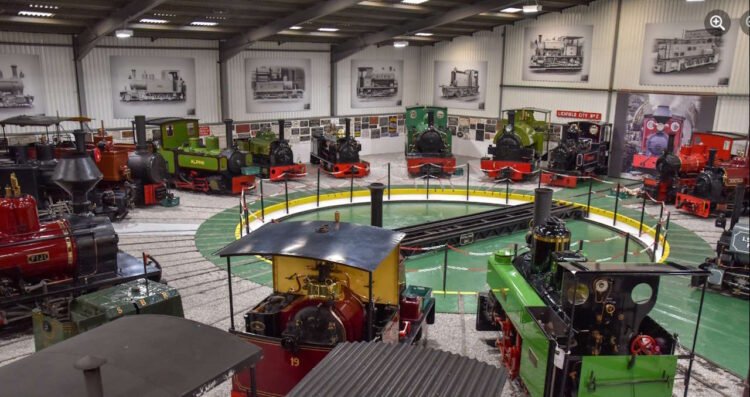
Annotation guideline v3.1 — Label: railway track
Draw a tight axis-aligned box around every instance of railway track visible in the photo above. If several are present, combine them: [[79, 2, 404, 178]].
[[396, 201, 582, 254]]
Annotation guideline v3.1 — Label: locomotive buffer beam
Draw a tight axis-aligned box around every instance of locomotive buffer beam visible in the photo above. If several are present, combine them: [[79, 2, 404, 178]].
[[397, 202, 582, 255]]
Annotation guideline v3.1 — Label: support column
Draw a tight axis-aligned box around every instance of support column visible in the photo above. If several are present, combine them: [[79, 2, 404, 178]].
[[219, 59, 230, 121], [72, 37, 88, 116]]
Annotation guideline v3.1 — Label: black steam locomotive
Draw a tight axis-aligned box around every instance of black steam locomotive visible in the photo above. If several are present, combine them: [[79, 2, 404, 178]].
[[311, 118, 369, 178], [543, 121, 611, 188], [0, 130, 161, 329]]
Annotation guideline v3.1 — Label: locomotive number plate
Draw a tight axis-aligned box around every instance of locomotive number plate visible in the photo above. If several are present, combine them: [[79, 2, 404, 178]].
[[27, 252, 50, 264]]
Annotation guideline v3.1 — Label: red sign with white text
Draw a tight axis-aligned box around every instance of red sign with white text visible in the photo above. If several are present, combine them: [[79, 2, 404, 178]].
[[199, 125, 211, 136], [556, 110, 602, 121]]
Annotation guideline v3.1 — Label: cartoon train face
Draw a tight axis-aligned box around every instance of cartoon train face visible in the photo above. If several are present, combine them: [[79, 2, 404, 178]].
[[0, 65, 34, 108], [120, 69, 186, 102]]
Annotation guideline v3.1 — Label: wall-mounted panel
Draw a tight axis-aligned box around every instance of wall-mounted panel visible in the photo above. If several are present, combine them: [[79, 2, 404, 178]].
[[503, 0, 617, 89], [614, 0, 748, 95], [335, 45, 420, 116], [419, 28, 503, 118], [714, 96, 749, 134]]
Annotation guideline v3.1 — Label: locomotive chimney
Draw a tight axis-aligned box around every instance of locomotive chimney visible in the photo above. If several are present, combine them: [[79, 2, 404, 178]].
[[224, 119, 234, 149], [666, 133, 676, 154], [345, 118, 351, 138], [278, 120, 285, 141], [11, 65, 18, 78], [730, 184, 745, 230], [134, 115, 148, 153], [368, 182, 385, 228], [533, 188, 553, 227], [707, 148, 717, 168], [51, 130, 103, 215], [427, 111, 434, 127], [507, 110, 516, 131]]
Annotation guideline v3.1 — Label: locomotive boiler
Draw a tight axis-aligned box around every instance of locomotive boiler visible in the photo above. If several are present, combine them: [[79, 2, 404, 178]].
[[120, 69, 186, 102], [237, 119, 306, 181], [356, 67, 398, 98], [542, 121, 611, 188], [0, 65, 34, 108], [0, 130, 161, 328], [405, 106, 456, 177], [310, 118, 369, 178], [219, 183, 435, 396], [530, 35, 584, 71], [476, 188, 709, 397], [440, 68, 479, 98], [252, 67, 305, 100], [481, 108, 549, 181]]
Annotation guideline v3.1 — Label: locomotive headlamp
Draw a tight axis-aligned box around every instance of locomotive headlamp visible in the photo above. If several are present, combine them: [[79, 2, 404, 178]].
[[590, 125, 599, 135], [505, 124, 513, 133]]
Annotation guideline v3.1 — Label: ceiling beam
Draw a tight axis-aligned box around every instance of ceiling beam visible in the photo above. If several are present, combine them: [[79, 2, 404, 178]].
[[73, 0, 170, 60], [218, 0, 361, 62], [331, 0, 517, 62]]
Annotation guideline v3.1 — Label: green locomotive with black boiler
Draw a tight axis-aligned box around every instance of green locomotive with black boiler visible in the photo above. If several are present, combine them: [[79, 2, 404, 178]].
[[476, 188, 710, 397]]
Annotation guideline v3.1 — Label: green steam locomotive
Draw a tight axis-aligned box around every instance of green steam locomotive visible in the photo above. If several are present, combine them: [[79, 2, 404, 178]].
[[481, 108, 549, 181]]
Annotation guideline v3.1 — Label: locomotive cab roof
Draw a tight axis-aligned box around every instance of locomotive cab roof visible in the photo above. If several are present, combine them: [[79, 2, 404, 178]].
[[145, 117, 199, 126], [556, 259, 709, 277], [0, 115, 92, 127]]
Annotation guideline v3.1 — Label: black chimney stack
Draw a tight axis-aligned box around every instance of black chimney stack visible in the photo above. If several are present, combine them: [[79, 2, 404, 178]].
[[730, 184, 745, 230], [278, 120, 285, 141], [134, 115, 147, 153], [507, 110, 516, 131], [369, 183, 385, 227], [666, 133, 676, 154], [707, 148, 717, 168], [427, 111, 434, 127], [224, 119, 234, 149], [532, 188, 553, 227], [52, 130, 103, 215], [345, 118, 351, 138]]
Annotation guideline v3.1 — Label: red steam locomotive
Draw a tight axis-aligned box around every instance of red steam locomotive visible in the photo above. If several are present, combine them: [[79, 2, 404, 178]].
[[631, 105, 684, 173], [675, 152, 749, 218]]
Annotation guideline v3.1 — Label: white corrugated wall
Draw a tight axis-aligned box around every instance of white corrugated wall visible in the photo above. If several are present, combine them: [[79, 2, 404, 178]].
[[0, 32, 78, 134], [227, 42, 331, 122], [714, 96, 750, 133], [335, 45, 421, 116], [614, 0, 749, 95], [82, 37, 220, 129], [419, 28, 503, 119], [503, 0, 618, 89]]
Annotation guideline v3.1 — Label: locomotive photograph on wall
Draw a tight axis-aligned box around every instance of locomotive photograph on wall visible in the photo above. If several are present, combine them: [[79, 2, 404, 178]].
[[350, 59, 403, 109], [245, 58, 311, 113], [110, 55, 196, 119], [639, 21, 739, 86], [0, 53, 45, 117], [522, 25, 593, 82], [433, 60, 487, 110]]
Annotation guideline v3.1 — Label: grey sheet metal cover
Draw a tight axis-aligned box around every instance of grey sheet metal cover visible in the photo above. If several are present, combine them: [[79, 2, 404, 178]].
[[288, 342, 507, 397], [218, 221, 405, 272], [145, 117, 199, 126], [0, 115, 81, 127], [0, 315, 262, 397]]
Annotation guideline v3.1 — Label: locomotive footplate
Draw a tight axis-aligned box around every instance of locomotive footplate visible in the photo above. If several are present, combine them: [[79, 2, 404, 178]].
[[406, 157, 456, 177], [541, 171, 583, 188], [675, 192, 712, 218], [325, 161, 370, 178], [268, 163, 306, 182], [480, 159, 534, 181]]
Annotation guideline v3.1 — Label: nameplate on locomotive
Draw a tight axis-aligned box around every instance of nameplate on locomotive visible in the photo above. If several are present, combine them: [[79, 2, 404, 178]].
[[27, 252, 50, 264]]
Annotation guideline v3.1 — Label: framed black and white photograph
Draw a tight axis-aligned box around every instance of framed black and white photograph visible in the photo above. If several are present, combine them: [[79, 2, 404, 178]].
[[433, 60, 487, 110], [110, 55, 196, 119], [522, 25, 593, 83], [0, 53, 45, 117], [639, 21, 739, 86], [245, 58, 311, 113], [351, 60, 403, 108]]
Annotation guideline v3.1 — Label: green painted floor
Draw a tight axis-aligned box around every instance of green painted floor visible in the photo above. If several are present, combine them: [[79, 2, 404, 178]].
[[194, 182, 749, 376]]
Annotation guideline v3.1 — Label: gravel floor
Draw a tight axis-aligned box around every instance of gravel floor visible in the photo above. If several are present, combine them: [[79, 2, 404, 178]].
[[0, 153, 745, 396]]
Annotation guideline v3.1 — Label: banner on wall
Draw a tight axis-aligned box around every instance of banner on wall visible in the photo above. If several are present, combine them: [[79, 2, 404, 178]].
[[433, 60, 487, 110], [556, 110, 602, 120], [351, 60, 403, 109], [0, 54, 46, 118], [612, 92, 717, 178], [245, 58, 311, 113], [522, 25, 594, 83], [110, 56, 196, 119], [639, 21, 739, 86]]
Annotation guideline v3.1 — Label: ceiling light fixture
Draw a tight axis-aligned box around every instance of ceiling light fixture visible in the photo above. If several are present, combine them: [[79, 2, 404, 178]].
[[191, 21, 218, 26], [318, 27, 339, 32], [153, 12, 176, 17], [290, 26, 303, 30], [415, 32, 433, 36], [523, 3, 542, 13], [139, 18, 169, 24], [402, 0, 429, 4], [115, 29, 133, 38], [18, 10, 55, 17], [500, 7, 522, 13], [393, 40, 409, 48], [29, 4, 59, 9]]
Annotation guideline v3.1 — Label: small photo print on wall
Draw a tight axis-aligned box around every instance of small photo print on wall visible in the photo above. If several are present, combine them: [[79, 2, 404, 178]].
[[110, 55, 196, 119], [639, 21, 739, 87], [0, 54, 46, 118], [433, 60, 487, 110], [245, 58, 311, 113], [351, 60, 403, 108], [522, 25, 593, 83]]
